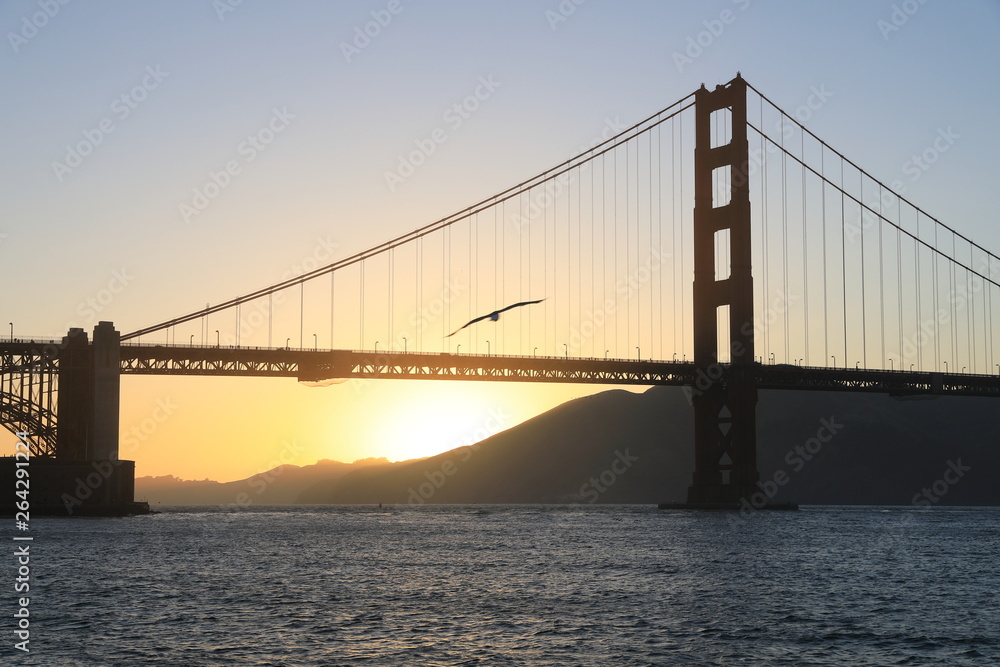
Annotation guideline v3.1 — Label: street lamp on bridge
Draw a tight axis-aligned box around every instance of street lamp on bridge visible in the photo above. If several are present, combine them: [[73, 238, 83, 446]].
[[831, 355, 836, 368], [8, 322, 11, 342], [889, 358, 893, 371], [564, 343, 568, 358], [486, 340, 491, 356], [944, 361, 948, 372], [286, 337, 291, 349], [769, 352, 775, 364], [374, 341, 379, 353], [215, 330, 220, 347], [403, 336, 407, 353], [190, 334, 194, 345], [313, 333, 317, 350], [533, 347, 537, 357], [636, 347, 640, 361]]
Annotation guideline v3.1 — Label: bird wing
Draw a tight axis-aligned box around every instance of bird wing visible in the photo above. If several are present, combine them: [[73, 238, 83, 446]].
[[445, 299, 544, 337], [495, 299, 544, 315], [445, 312, 494, 337]]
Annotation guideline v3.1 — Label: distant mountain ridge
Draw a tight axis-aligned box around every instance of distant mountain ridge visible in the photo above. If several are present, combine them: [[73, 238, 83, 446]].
[[136, 458, 393, 507], [138, 388, 1000, 507]]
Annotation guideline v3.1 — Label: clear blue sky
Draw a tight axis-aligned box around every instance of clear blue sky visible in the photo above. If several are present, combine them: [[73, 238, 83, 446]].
[[2, 1, 998, 479]]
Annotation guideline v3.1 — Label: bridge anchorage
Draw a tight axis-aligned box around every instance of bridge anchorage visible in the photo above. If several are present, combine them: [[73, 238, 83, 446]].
[[5, 74, 1000, 514]]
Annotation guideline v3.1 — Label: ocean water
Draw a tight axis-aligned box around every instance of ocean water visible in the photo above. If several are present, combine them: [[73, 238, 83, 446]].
[[4, 505, 999, 666]]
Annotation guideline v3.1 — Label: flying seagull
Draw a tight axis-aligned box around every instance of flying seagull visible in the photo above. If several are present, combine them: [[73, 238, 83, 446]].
[[446, 299, 544, 337]]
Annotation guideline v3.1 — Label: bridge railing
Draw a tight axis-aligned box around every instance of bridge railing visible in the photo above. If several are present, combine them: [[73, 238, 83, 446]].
[[118, 340, 670, 362]]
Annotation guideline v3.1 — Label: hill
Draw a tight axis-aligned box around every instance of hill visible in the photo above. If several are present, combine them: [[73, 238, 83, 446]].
[[135, 458, 392, 507], [297, 387, 1000, 506], [140, 387, 1000, 507]]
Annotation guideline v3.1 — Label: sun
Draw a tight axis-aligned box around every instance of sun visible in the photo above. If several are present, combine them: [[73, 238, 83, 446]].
[[370, 385, 509, 462]]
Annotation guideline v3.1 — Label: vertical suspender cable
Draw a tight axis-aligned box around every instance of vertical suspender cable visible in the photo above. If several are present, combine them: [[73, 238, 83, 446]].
[[821, 144, 828, 366], [915, 208, 922, 369], [878, 184, 885, 368], [896, 202, 906, 369], [840, 161, 847, 368], [762, 98, 769, 362], [781, 116, 789, 363], [679, 113, 685, 358], [802, 127, 808, 364], [933, 220, 940, 369], [860, 174, 867, 368]]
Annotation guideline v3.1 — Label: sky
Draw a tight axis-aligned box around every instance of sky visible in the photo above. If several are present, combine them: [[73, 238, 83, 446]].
[[2, 1, 999, 481]]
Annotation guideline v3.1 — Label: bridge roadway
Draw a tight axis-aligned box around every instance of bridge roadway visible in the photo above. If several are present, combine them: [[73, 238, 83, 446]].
[[115, 343, 1000, 398], [2, 341, 999, 398]]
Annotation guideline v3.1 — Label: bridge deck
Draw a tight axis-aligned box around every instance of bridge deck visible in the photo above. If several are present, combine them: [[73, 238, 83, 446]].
[[111, 344, 1000, 398], [2, 341, 997, 397]]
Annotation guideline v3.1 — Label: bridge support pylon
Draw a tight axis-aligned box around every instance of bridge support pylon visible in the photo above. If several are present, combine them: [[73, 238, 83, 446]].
[[5, 321, 146, 516], [57, 321, 121, 460], [684, 74, 762, 507]]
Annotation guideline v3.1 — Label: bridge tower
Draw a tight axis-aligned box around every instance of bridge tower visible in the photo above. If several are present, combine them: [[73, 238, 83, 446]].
[[57, 321, 121, 460], [687, 74, 760, 506]]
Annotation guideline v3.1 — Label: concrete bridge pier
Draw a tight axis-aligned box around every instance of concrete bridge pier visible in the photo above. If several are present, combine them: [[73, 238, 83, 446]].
[[4, 321, 147, 515], [57, 321, 120, 461]]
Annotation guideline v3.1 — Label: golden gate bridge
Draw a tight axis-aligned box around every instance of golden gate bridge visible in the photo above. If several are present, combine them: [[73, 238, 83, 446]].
[[3, 74, 999, 512]]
